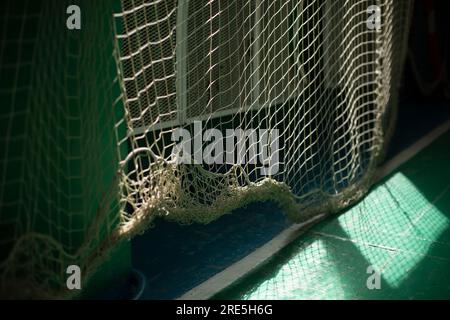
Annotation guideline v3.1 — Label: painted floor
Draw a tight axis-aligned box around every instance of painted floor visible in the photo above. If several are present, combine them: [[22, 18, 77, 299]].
[[214, 129, 450, 300]]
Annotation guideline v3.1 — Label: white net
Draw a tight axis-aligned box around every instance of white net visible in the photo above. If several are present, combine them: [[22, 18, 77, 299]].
[[0, 0, 412, 298], [115, 0, 412, 229]]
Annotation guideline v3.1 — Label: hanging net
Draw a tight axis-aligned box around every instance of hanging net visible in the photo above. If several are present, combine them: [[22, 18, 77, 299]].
[[0, 0, 412, 298]]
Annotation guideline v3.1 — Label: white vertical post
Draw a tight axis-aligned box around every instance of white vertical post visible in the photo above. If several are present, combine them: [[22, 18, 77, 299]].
[[323, 0, 339, 89], [252, 0, 262, 108], [176, 0, 189, 124]]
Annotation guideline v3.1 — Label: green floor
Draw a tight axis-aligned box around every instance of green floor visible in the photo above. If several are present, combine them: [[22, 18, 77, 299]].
[[215, 130, 450, 300]]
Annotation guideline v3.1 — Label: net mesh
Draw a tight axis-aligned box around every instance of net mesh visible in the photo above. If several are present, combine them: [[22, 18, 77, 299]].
[[115, 0, 412, 227], [0, 0, 412, 298]]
